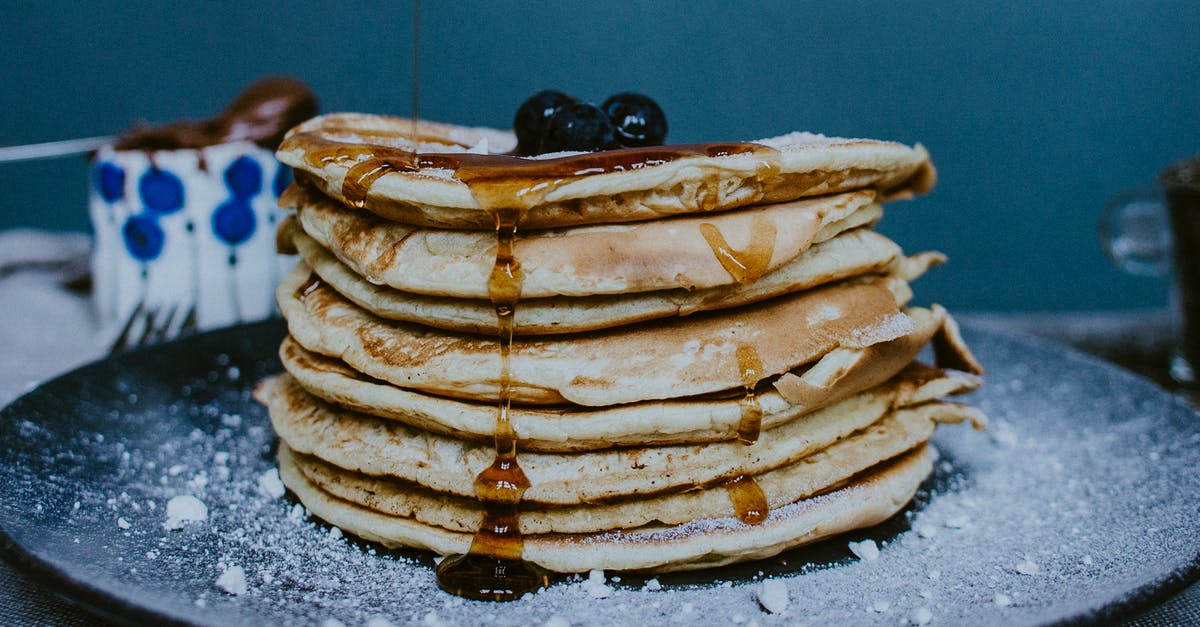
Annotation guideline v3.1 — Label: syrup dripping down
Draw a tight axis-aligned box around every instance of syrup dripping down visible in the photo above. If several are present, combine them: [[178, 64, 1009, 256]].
[[735, 345, 765, 445], [285, 78, 789, 592], [722, 474, 769, 525], [698, 214, 778, 285], [434, 208, 549, 600]]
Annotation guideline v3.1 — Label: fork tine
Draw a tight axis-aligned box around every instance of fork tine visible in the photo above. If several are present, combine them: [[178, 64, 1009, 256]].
[[150, 304, 178, 344], [109, 299, 146, 353], [179, 306, 198, 336], [134, 306, 160, 347]]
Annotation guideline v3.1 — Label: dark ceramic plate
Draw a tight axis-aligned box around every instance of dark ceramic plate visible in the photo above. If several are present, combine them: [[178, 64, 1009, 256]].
[[0, 320, 1198, 626]]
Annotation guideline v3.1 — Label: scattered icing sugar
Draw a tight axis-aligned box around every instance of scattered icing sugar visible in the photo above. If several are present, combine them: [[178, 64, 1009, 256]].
[[542, 616, 570, 627], [1015, 559, 1040, 576], [847, 313, 916, 347], [756, 580, 789, 614], [848, 539, 880, 561], [215, 565, 248, 595], [911, 607, 933, 625], [3, 327, 1199, 625], [163, 495, 207, 530], [943, 515, 970, 529], [582, 569, 613, 599], [257, 468, 286, 499]]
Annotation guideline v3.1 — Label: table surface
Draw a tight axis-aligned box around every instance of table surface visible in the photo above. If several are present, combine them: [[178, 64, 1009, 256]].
[[0, 231, 1196, 626]]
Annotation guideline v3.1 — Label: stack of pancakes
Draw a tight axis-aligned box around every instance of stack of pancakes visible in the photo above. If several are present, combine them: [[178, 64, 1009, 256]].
[[257, 113, 985, 577]]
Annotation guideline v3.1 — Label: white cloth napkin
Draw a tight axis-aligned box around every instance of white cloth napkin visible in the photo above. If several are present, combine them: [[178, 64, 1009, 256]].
[[0, 229, 105, 405]]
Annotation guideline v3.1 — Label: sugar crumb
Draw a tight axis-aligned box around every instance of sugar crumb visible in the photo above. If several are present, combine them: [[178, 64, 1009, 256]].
[[215, 565, 247, 595], [848, 539, 880, 561], [756, 579, 789, 614], [1014, 559, 1039, 576], [256, 468, 286, 499], [163, 495, 208, 530]]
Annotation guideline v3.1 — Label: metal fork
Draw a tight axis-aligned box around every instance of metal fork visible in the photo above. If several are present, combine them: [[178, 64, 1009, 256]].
[[109, 302, 197, 352]]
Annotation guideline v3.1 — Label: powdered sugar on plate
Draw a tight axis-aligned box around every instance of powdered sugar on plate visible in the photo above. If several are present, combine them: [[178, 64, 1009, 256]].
[[0, 321, 1197, 626]]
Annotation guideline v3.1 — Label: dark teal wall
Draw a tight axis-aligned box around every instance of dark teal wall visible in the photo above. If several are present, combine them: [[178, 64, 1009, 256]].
[[2, 1, 1198, 310]]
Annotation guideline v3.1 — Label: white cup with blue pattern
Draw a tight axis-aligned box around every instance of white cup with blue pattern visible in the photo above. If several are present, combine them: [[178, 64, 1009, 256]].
[[89, 141, 296, 349]]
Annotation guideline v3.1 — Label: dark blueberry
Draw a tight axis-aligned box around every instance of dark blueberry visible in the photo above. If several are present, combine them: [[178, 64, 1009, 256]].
[[213, 198, 257, 245], [601, 92, 667, 147], [513, 90, 578, 155], [541, 103, 620, 153], [122, 215, 165, 262], [223, 156, 263, 198], [139, 168, 185, 214]]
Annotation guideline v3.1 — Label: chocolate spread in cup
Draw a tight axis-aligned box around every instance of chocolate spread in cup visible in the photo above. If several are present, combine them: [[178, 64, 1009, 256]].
[[113, 77, 318, 152]]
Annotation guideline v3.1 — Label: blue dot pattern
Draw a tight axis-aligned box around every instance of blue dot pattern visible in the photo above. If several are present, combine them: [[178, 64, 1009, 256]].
[[224, 156, 263, 197], [213, 157, 261, 246], [95, 162, 125, 203], [139, 169, 185, 214], [122, 215, 165, 261], [273, 165, 292, 198], [213, 198, 256, 245]]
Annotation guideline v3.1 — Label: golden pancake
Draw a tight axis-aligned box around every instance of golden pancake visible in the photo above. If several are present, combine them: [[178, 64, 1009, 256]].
[[285, 183, 883, 298], [284, 401, 979, 535], [278, 266, 921, 406], [278, 441, 937, 573], [276, 307, 976, 451], [257, 367, 979, 505], [276, 113, 935, 229], [290, 222, 930, 335]]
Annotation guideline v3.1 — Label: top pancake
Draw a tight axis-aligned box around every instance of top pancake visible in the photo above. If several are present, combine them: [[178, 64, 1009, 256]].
[[276, 113, 936, 229]]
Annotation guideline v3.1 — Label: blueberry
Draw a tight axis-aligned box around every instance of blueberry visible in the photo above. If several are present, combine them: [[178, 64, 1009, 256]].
[[541, 103, 620, 153], [513, 90, 578, 155], [601, 92, 667, 147]]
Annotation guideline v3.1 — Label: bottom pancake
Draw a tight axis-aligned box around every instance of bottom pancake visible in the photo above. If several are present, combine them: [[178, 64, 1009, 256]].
[[277, 444, 935, 573]]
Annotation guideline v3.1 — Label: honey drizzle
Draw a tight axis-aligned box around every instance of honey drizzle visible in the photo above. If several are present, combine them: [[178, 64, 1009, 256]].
[[735, 345, 765, 445], [722, 474, 769, 525], [698, 214, 778, 285], [276, 136, 781, 219], [435, 202, 550, 599], [285, 102, 792, 594]]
